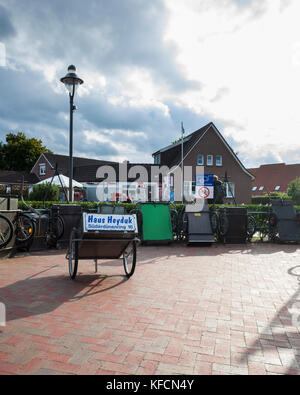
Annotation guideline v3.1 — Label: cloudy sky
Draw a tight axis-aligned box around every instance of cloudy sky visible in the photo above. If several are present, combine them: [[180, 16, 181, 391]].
[[0, 0, 299, 168]]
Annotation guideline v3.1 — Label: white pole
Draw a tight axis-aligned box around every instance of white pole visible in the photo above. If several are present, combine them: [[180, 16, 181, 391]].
[[181, 122, 184, 203]]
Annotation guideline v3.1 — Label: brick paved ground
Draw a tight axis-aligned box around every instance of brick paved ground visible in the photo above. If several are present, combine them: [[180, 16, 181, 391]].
[[0, 243, 300, 375]]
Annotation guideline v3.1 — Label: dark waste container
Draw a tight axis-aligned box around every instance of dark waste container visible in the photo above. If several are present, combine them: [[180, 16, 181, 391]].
[[184, 201, 215, 244], [221, 207, 248, 244]]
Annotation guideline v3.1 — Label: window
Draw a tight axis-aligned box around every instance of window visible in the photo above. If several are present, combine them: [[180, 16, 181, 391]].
[[226, 182, 235, 198], [154, 154, 161, 165], [197, 155, 204, 165], [259, 186, 264, 191], [252, 186, 257, 191], [39, 163, 46, 176], [216, 155, 222, 166], [207, 155, 213, 166], [274, 186, 280, 191]]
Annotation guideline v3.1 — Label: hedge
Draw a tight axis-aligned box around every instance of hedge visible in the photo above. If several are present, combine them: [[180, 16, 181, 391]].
[[18, 200, 186, 213], [251, 193, 290, 205], [18, 201, 300, 213]]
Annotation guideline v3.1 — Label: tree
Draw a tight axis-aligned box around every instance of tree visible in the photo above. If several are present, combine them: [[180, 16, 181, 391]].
[[29, 183, 59, 201], [287, 177, 300, 205], [0, 132, 52, 172]]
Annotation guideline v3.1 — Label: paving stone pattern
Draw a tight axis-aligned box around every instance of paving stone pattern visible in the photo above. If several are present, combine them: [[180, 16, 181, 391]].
[[0, 243, 300, 375]]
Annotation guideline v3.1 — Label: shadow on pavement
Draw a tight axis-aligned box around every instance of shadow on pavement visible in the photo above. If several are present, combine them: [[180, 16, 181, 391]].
[[0, 269, 128, 323]]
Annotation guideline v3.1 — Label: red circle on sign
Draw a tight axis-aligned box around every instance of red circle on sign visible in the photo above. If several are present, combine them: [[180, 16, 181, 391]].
[[197, 186, 210, 198]]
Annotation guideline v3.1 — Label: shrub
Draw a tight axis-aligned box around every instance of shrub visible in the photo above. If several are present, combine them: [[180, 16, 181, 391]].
[[287, 177, 300, 205], [251, 192, 290, 205], [29, 183, 59, 201]]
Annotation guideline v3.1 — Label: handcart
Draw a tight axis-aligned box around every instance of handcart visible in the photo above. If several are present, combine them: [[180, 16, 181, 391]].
[[216, 207, 256, 244], [178, 201, 216, 244], [268, 199, 300, 242], [66, 212, 139, 280]]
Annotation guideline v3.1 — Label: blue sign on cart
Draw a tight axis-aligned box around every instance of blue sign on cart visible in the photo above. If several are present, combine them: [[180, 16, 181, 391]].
[[83, 213, 138, 232]]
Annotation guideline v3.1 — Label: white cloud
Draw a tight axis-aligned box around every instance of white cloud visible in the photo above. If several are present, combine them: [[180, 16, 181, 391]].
[[164, 0, 300, 167], [2, 0, 300, 167]]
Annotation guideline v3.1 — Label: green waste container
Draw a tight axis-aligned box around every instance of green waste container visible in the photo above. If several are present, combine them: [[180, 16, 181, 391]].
[[137, 203, 173, 244]]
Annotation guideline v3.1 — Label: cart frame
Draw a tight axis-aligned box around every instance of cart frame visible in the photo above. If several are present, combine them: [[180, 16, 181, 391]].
[[66, 213, 139, 280]]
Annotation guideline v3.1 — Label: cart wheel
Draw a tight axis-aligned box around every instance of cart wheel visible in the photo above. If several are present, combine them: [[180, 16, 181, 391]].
[[123, 241, 136, 278], [68, 229, 78, 280]]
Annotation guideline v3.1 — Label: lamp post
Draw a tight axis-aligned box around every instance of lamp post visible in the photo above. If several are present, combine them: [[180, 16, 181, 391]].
[[60, 65, 84, 202]]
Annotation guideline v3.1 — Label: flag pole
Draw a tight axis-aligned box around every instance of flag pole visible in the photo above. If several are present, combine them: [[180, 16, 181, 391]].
[[181, 122, 184, 203]]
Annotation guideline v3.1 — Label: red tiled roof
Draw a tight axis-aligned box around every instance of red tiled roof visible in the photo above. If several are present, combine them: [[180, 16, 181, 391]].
[[248, 163, 300, 195]]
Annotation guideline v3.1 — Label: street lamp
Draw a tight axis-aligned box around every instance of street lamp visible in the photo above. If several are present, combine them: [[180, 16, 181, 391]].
[[60, 65, 84, 202]]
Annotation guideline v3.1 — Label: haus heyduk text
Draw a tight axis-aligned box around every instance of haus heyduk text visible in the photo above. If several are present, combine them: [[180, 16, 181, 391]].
[[83, 213, 137, 232]]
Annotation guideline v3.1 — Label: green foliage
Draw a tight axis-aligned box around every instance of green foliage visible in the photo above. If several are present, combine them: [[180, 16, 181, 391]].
[[0, 132, 52, 172], [29, 183, 59, 201], [287, 177, 300, 205], [18, 201, 187, 214], [251, 192, 290, 205]]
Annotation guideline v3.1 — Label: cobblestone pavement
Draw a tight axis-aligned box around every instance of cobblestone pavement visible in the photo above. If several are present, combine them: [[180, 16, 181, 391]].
[[0, 243, 300, 375]]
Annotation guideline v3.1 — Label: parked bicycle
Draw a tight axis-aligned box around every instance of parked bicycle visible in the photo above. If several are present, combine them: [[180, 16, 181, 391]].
[[0, 211, 35, 250]]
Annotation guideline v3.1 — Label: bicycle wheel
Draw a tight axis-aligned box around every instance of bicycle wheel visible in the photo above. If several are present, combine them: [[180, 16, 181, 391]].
[[218, 213, 229, 236], [170, 209, 178, 238], [0, 214, 14, 249], [55, 215, 65, 240], [123, 241, 136, 278], [210, 212, 219, 234], [14, 214, 35, 243], [68, 229, 78, 279], [247, 215, 256, 240]]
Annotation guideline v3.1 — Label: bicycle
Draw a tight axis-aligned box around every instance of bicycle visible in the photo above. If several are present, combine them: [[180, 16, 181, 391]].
[[0, 211, 36, 250], [0, 214, 14, 249]]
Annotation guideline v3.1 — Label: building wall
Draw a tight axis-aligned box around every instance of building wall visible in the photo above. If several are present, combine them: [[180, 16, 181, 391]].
[[180, 127, 252, 204]]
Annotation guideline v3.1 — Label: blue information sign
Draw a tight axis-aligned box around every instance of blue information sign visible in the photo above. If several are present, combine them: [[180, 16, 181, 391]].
[[196, 174, 214, 186]]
